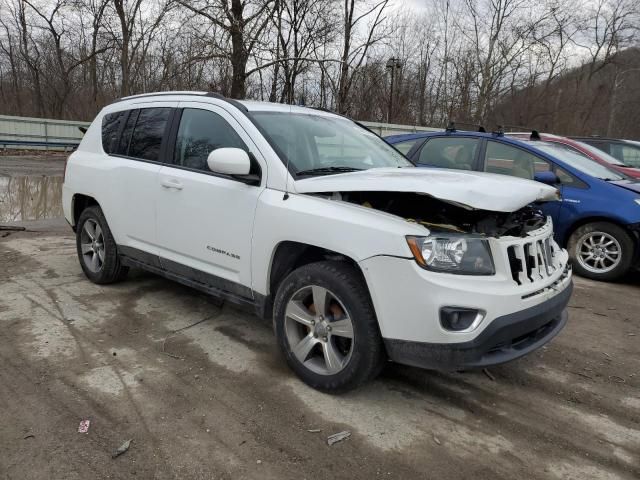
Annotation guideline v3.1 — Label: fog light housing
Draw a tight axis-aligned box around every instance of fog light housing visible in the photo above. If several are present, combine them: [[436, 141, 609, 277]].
[[440, 307, 484, 332]]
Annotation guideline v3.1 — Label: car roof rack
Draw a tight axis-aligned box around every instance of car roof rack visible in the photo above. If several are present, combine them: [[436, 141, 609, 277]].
[[114, 91, 208, 102]]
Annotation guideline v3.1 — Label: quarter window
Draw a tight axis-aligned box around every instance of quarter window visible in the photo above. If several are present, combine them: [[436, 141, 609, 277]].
[[417, 137, 479, 170], [101, 111, 126, 154], [484, 141, 551, 179], [128, 108, 171, 161], [174, 108, 247, 171]]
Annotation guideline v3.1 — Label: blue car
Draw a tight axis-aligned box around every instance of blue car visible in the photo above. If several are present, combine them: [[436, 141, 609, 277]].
[[386, 129, 640, 281]]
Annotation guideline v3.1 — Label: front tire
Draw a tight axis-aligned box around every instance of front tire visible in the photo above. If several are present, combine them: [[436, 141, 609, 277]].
[[273, 261, 385, 393], [76, 205, 128, 284], [568, 221, 634, 281]]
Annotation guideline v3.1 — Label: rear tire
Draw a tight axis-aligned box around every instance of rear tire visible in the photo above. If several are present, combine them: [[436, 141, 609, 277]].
[[568, 221, 634, 281], [76, 205, 128, 284], [273, 261, 385, 393]]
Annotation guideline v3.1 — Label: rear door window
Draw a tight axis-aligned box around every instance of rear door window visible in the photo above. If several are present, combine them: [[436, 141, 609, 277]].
[[101, 111, 127, 154], [417, 137, 479, 170], [127, 108, 171, 161], [484, 141, 551, 179], [117, 109, 138, 156]]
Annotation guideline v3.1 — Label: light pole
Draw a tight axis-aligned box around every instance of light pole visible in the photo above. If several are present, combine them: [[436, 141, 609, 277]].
[[386, 57, 402, 123]]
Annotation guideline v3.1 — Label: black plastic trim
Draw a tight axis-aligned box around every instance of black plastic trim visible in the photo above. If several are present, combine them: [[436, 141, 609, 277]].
[[118, 245, 162, 268], [384, 281, 573, 370], [118, 245, 257, 310]]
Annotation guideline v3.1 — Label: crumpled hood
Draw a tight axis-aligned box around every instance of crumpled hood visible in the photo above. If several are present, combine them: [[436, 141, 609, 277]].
[[294, 167, 559, 212]]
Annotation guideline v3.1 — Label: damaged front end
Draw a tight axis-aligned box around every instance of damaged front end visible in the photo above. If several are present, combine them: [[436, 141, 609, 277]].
[[327, 191, 548, 238], [313, 190, 559, 277]]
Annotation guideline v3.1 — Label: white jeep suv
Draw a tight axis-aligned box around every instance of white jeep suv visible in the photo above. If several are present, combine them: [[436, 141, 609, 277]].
[[63, 92, 573, 392]]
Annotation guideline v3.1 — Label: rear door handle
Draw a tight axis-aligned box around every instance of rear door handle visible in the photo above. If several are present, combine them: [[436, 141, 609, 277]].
[[161, 179, 183, 190]]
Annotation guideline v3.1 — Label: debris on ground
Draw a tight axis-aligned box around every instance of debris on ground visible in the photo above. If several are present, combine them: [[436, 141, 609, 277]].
[[433, 436, 441, 445], [112, 439, 132, 458], [483, 368, 496, 381], [23, 434, 35, 440], [78, 420, 90, 433], [307, 429, 321, 433], [327, 431, 351, 446]]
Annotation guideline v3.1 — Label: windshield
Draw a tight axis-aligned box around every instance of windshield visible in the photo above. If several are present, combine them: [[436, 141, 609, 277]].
[[574, 141, 626, 166], [527, 142, 626, 181], [250, 112, 413, 175]]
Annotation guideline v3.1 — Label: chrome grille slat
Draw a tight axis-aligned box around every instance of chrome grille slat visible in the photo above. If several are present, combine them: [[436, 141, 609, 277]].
[[503, 218, 558, 286]]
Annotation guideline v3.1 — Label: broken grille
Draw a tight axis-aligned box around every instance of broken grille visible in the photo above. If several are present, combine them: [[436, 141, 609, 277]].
[[507, 235, 559, 285]]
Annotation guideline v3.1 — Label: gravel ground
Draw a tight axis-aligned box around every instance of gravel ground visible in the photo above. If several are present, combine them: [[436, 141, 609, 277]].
[[0, 155, 638, 480]]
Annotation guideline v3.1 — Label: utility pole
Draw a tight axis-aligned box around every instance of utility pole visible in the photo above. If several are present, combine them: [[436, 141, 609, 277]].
[[386, 57, 402, 123]]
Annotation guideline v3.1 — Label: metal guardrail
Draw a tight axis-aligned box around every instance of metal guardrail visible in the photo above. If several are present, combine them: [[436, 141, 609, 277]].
[[0, 114, 88, 151], [0, 114, 440, 151]]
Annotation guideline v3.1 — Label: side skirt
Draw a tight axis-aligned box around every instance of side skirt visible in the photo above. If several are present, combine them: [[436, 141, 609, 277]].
[[118, 246, 267, 317]]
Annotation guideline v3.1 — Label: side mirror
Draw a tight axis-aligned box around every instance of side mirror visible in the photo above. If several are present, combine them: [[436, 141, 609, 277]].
[[534, 171, 559, 185], [207, 148, 251, 175]]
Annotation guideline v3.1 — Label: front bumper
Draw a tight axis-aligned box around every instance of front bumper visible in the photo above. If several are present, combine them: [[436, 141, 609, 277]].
[[383, 281, 572, 370]]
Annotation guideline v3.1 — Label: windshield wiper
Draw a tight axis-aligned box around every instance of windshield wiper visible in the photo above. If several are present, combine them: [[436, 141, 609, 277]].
[[296, 166, 363, 177]]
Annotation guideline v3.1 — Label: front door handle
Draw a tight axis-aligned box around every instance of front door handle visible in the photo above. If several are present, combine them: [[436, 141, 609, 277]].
[[161, 179, 183, 190]]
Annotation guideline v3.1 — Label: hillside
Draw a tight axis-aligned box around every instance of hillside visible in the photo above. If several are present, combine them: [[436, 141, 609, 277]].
[[489, 48, 640, 139]]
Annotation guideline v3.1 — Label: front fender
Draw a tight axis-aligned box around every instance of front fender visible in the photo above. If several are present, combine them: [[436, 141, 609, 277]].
[[250, 189, 426, 295]]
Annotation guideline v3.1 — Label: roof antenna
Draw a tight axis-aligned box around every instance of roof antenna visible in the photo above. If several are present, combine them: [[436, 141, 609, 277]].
[[530, 129, 541, 141], [283, 103, 292, 200], [478, 126, 486, 132], [445, 121, 456, 133]]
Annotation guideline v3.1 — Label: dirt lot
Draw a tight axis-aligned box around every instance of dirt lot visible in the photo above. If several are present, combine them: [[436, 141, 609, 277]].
[[0, 156, 639, 480]]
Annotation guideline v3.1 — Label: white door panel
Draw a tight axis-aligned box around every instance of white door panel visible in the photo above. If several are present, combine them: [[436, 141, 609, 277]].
[[156, 103, 264, 292], [156, 167, 260, 286], [104, 101, 178, 254], [115, 159, 162, 252]]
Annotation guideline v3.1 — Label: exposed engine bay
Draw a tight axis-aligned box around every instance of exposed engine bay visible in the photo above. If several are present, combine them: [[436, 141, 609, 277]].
[[323, 191, 547, 237]]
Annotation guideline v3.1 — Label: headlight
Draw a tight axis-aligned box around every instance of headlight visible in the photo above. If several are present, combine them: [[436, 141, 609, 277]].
[[406, 235, 495, 275]]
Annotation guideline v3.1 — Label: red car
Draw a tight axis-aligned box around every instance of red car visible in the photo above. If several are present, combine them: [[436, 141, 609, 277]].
[[508, 132, 640, 179]]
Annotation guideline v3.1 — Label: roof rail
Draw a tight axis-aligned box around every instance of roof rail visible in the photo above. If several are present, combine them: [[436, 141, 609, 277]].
[[492, 125, 504, 137], [114, 91, 209, 102]]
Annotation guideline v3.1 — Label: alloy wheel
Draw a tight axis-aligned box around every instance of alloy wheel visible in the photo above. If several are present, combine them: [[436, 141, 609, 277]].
[[576, 231, 621, 274], [80, 218, 105, 273], [284, 285, 355, 376]]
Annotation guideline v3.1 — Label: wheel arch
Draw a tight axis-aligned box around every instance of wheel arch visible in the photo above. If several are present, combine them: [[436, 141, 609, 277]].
[[72, 194, 99, 230], [258, 241, 368, 320], [561, 216, 635, 245]]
